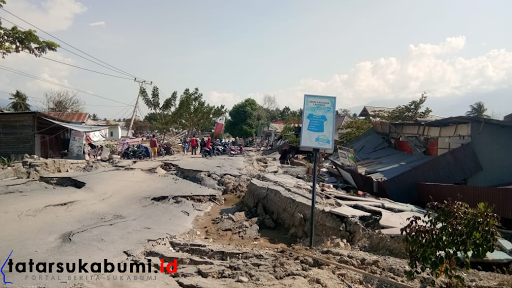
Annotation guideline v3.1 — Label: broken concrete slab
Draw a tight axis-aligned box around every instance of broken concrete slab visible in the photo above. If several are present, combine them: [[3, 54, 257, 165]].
[[330, 205, 371, 218], [164, 156, 245, 176], [378, 228, 402, 236], [497, 238, 512, 254], [130, 161, 163, 171], [471, 251, 512, 264], [378, 211, 421, 229]]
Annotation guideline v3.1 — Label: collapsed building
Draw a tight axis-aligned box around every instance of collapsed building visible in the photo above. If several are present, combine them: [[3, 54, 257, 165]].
[[0, 112, 109, 160], [331, 116, 512, 222]]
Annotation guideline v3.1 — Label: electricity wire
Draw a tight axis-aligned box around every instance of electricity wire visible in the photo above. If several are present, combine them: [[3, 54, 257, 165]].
[[0, 9, 144, 80], [0, 65, 134, 106]]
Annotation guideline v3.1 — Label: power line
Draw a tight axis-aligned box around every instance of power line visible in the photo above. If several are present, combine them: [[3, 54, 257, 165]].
[[0, 17, 137, 79], [0, 8, 144, 81], [0, 65, 134, 106], [36, 55, 134, 81]]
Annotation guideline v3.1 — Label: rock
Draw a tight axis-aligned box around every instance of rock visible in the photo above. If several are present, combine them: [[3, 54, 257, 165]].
[[332, 238, 345, 249], [12, 163, 28, 179], [110, 155, 121, 160], [265, 166, 279, 173], [234, 212, 246, 221], [154, 167, 166, 174], [0, 168, 15, 180], [218, 219, 235, 231], [227, 214, 238, 222], [236, 276, 250, 283], [245, 224, 260, 238], [210, 173, 220, 181]]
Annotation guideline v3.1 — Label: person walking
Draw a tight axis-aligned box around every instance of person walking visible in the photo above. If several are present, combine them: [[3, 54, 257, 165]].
[[200, 137, 206, 154], [190, 135, 198, 155], [149, 134, 158, 160]]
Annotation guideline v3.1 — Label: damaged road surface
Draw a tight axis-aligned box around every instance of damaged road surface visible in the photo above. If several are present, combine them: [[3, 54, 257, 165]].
[[0, 156, 225, 287]]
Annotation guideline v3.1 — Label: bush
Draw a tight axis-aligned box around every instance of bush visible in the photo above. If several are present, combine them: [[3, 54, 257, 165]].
[[401, 201, 500, 287]]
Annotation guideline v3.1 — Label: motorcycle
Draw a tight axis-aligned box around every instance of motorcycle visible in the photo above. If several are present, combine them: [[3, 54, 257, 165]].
[[158, 144, 174, 156], [202, 147, 213, 158], [229, 145, 245, 157]]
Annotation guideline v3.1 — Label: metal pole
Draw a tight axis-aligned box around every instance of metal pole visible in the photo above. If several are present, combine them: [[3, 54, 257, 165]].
[[310, 148, 319, 247], [127, 82, 142, 137]]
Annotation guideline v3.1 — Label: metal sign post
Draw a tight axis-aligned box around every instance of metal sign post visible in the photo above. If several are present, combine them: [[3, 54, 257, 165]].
[[309, 148, 319, 247], [299, 94, 337, 248]]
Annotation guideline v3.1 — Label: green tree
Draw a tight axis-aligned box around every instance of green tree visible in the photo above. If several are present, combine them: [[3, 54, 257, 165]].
[[225, 98, 259, 139], [91, 113, 99, 120], [140, 85, 178, 140], [279, 106, 292, 120], [124, 118, 149, 137], [374, 92, 432, 121], [465, 101, 489, 118], [0, 1, 59, 58], [8, 90, 30, 111], [401, 201, 499, 287], [338, 118, 372, 145], [172, 88, 226, 135]]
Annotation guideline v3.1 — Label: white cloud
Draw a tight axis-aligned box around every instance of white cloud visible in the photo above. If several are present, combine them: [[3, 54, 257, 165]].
[[257, 36, 512, 110], [0, 52, 74, 98], [5, 0, 87, 32], [205, 91, 238, 108], [89, 21, 105, 27]]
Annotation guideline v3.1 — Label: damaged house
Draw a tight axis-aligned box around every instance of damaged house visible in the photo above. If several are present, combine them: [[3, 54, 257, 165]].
[[332, 116, 512, 221], [0, 112, 108, 160]]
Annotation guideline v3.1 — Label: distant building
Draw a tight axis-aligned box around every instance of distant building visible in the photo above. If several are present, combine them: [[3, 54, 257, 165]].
[[335, 115, 352, 139], [358, 106, 394, 118], [504, 113, 512, 122], [269, 120, 301, 133]]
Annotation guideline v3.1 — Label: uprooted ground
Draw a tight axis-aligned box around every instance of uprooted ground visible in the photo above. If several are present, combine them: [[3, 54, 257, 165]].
[[1, 152, 511, 288]]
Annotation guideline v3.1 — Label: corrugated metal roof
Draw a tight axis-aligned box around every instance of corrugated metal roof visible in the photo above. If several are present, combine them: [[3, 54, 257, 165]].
[[347, 128, 432, 181], [45, 112, 89, 123], [43, 117, 107, 132], [426, 116, 512, 127]]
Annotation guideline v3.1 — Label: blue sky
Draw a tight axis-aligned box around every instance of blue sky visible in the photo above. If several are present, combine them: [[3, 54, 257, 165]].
[[1, 0, 512, 119]]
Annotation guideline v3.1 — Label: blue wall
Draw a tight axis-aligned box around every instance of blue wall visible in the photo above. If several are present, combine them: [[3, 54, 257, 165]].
[[468, 122, 512, 186]]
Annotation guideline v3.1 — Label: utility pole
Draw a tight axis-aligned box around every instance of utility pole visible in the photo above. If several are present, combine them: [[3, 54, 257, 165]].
[[127, 78, 152, 137]]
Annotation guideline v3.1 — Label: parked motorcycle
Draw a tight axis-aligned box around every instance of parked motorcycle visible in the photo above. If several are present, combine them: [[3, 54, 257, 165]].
[[229, 145, 245, 157], [202, 147, 213, 158], [158, 144, 174, 156]]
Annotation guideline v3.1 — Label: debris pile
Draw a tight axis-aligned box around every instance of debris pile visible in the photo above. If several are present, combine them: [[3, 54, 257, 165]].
[[212, 212, 260, 239], [217, 174, 251, 195]]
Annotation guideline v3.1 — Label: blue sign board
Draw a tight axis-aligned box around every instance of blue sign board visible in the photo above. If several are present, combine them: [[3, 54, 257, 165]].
[[299, 94, 336, 150]]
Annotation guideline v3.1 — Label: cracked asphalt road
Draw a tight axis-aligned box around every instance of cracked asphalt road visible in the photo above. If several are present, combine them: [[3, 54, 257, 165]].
[[0, 156, 244, 287]]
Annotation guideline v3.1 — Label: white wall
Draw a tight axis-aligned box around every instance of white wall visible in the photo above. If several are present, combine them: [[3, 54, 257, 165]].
[[107, 126, 122, 140]]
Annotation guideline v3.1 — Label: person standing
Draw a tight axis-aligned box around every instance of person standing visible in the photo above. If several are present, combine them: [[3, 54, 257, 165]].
[[190, 135, 198, 155], [150, 134, 158, 160], [206, 136, 212, 156]]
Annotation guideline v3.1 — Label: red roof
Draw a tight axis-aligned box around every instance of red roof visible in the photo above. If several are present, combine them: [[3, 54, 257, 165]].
[[45, 112, 89, 123]]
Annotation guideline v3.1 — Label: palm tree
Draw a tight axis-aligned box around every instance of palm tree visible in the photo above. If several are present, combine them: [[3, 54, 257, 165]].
[[466, 101, 489, 118], [8, 90, 30, 112]]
